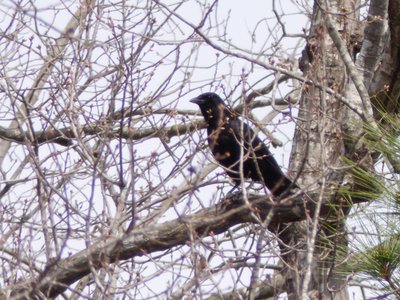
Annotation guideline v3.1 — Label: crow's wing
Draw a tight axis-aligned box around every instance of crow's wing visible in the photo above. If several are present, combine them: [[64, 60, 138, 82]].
[[229, 118, 293, 196]]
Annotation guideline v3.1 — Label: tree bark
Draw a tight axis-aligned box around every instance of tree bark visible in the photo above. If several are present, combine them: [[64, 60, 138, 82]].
[[281, 1, 362, 299]]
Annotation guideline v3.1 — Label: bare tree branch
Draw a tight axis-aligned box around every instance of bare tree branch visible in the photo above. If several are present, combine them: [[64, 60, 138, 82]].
[[0, 0, 96, 165], [7, 191, 325, 299]]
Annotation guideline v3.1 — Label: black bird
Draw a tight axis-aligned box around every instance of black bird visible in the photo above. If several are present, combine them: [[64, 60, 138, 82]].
[[190, 92, 294, 197]]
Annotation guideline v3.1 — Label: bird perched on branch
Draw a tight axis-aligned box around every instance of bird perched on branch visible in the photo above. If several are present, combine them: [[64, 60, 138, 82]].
[[190, 92, 295, 197]]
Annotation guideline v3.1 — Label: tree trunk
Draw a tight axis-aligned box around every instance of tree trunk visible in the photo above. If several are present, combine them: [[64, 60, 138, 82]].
[[280, 1, 362, 299]]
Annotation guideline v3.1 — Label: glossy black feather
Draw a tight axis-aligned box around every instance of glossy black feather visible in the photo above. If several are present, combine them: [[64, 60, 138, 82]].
[[191, 92, 294, 197]]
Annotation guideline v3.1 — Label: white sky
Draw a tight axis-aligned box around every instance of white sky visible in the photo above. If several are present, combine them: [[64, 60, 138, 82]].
[[0, 1, 380, 299]]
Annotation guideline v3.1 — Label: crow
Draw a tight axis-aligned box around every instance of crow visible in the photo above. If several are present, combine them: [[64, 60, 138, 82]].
[[190, 92, 294, 197]]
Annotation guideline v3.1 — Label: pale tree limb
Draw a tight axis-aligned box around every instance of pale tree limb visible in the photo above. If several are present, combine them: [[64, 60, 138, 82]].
[[6, 191, 330, 300], [0, 92, 295, 147], [0, 120, 205, 146], [357, 0, 388, 88]]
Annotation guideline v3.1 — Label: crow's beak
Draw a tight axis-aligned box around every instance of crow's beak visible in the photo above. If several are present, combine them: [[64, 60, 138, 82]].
[[190, 97, 205, 105]]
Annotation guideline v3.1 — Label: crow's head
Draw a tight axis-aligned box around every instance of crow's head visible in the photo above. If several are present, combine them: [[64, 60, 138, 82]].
[[190, 92, 224, 108], [190, 92, 227, 122]]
